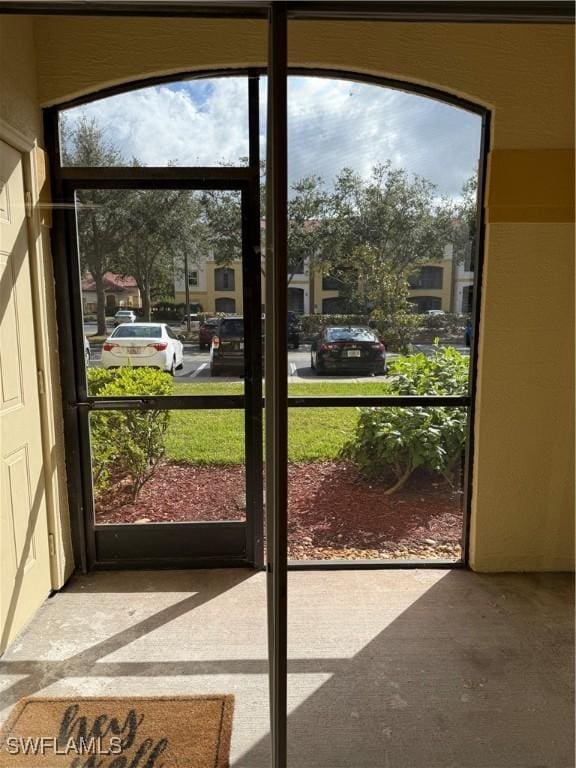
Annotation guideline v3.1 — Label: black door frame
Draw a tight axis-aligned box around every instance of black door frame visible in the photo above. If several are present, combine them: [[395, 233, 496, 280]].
[[45, 63, 491, 573], [44, 75, 264, 571]]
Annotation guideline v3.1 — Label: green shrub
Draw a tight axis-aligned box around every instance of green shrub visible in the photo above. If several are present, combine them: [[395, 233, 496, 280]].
[[412, 312, 470, 344], [341, 344, 468, 492], [388, 344, 469, 395], [87, 367, 173, 499], [369, 308, 422, 353]]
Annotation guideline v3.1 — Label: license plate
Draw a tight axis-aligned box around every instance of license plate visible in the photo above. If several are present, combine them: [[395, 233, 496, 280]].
[[239, 342, 244, 351], [127, 347, 140, 354], [347, 350, 361, 358]]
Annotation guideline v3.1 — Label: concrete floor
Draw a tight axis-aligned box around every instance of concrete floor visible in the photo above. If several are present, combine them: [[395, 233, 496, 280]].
[[0, 569, 573, 768]]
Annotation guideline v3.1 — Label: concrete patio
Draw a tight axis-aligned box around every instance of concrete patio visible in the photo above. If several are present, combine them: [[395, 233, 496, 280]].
[[0, 569, 573, 767]]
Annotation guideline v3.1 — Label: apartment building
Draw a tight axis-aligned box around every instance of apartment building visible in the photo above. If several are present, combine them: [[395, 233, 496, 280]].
[[174, 248, 461, 315]]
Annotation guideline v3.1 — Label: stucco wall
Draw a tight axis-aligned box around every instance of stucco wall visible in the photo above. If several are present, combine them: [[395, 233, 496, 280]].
[[27, 16, 576, 571], [0, 16, 74, 588], [0, 16, 42, 140]]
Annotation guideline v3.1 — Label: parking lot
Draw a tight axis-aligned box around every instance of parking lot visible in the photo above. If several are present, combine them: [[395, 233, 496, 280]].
[[84, 331, 469, 384]]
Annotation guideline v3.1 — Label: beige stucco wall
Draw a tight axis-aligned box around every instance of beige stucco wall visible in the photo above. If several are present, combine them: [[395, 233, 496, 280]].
[[471, 222, 574, 570], [8, 15, 574, 572], [0, 16, 74, 587], [175, 260, 244, 314]]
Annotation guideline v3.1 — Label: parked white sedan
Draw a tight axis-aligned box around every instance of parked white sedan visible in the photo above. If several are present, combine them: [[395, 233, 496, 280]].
[[101, 323, 184, 375]]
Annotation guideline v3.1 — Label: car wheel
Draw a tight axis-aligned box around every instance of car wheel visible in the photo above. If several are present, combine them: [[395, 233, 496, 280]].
[[168, 357, 176, 376]]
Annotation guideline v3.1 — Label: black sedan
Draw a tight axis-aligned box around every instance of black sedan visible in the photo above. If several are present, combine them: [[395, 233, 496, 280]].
[[311, 326, 387, 376]]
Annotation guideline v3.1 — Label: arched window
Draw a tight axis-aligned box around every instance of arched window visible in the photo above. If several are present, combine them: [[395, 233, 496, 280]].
[[53, 68, 485, 576], [215, 297, 236, 314]]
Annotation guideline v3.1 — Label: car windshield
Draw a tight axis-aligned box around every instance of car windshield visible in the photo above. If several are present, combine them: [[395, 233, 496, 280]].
[[112, 325, 163, 339], [219, 319, 244, 337], [325, 327, 376, 342]]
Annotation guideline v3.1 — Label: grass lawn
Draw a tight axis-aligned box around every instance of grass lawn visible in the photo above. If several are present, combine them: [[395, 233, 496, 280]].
[[165, 381, 389, 464]]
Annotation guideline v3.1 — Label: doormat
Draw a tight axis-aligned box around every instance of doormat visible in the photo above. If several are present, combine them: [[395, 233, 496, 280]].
[[0, 695, 234, 767]]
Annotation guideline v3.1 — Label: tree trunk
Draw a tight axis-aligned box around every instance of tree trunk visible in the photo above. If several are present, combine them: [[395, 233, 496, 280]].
[[94, 272, 107, 336], [142, 281, 151, 321], [383, 463, 414, 495]]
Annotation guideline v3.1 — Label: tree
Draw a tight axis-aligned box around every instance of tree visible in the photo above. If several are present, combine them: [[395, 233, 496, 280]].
[[320, 162, 454, 299], [287, 176, 329, 285], [301, 162, 457, 348], [200, 189, 242, 265], [62, 116, 126, 335], [64, 116, 216, 325], [116, 188, 199, 321], [452, 172, 478, 268], [198, 170, 329, 288]]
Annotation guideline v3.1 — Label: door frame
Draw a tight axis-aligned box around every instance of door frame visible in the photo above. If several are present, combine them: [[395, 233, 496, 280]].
[[44, 75, 264, 571], [44, 63, 491, 572]]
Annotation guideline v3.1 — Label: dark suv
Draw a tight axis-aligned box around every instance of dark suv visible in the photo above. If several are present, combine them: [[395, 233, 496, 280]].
[[210, 317, 246, 376], [210, 314, 302, 376]]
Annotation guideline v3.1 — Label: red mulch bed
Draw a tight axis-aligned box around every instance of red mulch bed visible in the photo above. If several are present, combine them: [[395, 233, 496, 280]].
[[95, 461, 463, 561], [95, 464, 247, 524]]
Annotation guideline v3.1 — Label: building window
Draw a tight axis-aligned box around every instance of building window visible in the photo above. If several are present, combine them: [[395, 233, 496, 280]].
[[322, 275, 342, 290], [214, 267, 235, 291], [215, 297, 236, 313], [292, 258, 305, 275], [462, 285, 474, 314], [464, 238, 476, 273], [188, 271, 199, 287], [409, 266, 443, 290], [409, 296, 442, 313], [322, 296, 347, 314], [288, 287, 305, 314]]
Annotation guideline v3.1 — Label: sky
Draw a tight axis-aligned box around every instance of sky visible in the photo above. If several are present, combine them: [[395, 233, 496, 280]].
[[61, 75, 482, 199]]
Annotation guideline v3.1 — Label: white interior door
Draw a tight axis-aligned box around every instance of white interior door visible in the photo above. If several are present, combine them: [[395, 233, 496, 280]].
[[0, 138, 51, 654]]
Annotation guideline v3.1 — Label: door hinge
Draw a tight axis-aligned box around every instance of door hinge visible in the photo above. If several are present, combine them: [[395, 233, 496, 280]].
[[48, 533, 56, 557], [37, 369, 45, 396], [25, 190, 33, 219]]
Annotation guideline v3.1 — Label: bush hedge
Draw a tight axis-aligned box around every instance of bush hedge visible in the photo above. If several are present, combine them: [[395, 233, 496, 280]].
[[341, 345, 468, 492], [411, 313, 470, 344], [87, 367, 173, 499]]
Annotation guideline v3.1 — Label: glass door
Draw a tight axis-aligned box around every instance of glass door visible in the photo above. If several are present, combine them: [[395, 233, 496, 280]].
[[58, 180, 263, 569]]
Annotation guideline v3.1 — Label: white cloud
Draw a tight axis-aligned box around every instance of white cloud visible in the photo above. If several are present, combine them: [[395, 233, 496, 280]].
[[63, 75, 482, 198], [66, 78, 250, 166]]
